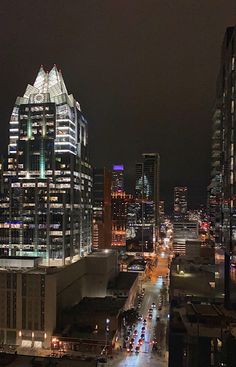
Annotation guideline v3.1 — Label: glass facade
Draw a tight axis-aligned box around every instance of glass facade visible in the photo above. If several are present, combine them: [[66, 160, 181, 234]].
[[210, 27, 236, 306], [128, 153, 160, 252], [0, 66, 92, 265], [173, 187, 188, 221], [111, 165, 124, 193]]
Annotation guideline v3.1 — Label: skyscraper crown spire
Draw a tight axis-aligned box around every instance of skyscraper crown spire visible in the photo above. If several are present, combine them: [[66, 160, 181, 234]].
[[23, 65, 69, 99]]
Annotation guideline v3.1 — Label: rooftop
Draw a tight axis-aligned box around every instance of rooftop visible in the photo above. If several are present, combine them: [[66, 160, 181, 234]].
[[108, 272, 138, 290], [172, 303, 236, 338], [70, 297, 125, 317]]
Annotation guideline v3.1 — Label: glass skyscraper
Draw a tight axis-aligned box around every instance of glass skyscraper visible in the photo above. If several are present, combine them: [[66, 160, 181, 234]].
[[0, 65, 92, 265], [111, 164, 124, 193], [173, 186, 188, 220], [127, 153, 160, 252]]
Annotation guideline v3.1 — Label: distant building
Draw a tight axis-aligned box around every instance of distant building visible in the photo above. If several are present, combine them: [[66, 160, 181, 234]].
[[159, 200, 165, 221], [112, 164, 124, 193], [173, 187, 187, 220], [132, 153, 160, 252], [92, 168, 112, 249], [173, 221, 199, 255], [111, 192, 131, 247]]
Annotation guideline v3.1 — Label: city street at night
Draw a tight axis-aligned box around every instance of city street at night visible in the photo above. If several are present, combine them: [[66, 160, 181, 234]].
[[112, 254, 169, 367]]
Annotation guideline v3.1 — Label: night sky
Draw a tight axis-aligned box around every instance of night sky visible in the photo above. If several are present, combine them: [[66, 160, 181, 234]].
[[0, 1, 235, 211]]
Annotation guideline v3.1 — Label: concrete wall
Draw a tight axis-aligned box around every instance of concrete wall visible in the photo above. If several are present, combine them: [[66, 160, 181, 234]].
[[85, 252, 118, 297]]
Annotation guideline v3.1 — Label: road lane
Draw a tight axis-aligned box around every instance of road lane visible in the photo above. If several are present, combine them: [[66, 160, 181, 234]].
[[113, 254, 169, 367]]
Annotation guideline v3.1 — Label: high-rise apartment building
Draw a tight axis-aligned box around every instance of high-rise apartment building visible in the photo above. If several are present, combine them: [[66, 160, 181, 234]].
[[111, 164, 124, 193], [92, 168, 112, 249], [173, 187, 188, 220], [210, 26, 236, 307], [0, 66, 92, 265]]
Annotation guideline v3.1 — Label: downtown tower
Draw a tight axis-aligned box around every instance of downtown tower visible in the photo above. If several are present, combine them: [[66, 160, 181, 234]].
[[0, 65, 92, 265]]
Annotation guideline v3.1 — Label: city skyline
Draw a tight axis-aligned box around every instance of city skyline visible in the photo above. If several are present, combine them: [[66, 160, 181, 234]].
[[0, 1, 235, 210], [1, 3, 236, 365]]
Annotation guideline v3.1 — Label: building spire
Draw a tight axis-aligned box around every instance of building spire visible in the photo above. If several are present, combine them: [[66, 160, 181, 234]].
[[33, 65, 47, 91]]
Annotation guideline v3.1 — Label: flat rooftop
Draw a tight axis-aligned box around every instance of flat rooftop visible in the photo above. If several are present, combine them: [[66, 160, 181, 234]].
[[108, 272, 138, 290], [71, 296, 125, 316], [170, 269, 215, 299], [171, 303, 236, 337]]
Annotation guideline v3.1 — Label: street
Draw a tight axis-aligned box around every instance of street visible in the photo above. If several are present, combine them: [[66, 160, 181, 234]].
[[112, 254, 169, 367]]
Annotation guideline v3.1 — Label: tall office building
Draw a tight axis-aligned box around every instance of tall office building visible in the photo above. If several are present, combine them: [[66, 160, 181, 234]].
[[129, 153, 160, 252], [92, 168, 112, 249], [0, 65, 92, 265], [173, 187, 188, 220], [210, 26, 236, 307], [111, 164, 124, 193]]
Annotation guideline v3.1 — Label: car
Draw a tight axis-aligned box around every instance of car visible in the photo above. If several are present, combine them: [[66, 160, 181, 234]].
[[135, 346, 140, 354], [130, 338, 135, 345], [158, 305, 162, 311], [148, 313, 152, 319], [127, 331, 131, 337], [149, 308, 153, 313], [137, 314, 143, 321], [127, 343, 133, 352], [141, 333, 145, 339], [123, 341, 127, 349], [133, 330, 138, 336], [97, 356, 107, 363], [143, 319, 147, 325], [141, 326, 145, 331], [127, 347, 133, 352], [138, 338, 143, 345], [156, 316, 160, 321], [152, 302, 156, 308], [137, 303, 141, 309], [125, 336, 130, 342]]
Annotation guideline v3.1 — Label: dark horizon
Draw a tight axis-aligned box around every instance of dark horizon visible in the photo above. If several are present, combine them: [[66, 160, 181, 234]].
[[0, 1, 236, 210]]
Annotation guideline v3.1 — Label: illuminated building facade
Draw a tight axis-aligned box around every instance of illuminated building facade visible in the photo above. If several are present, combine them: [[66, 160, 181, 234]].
[[159, 200, 165, 221], [0, 66, 92, 264], [111, 192, 131, 247], [211, 27, 236, 307], [92, 168, 112, 249], [111, 164, 124, 193], [208, 103, 223, 244], [173, 187, 188, 220], [129, 153, 160, 252]]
